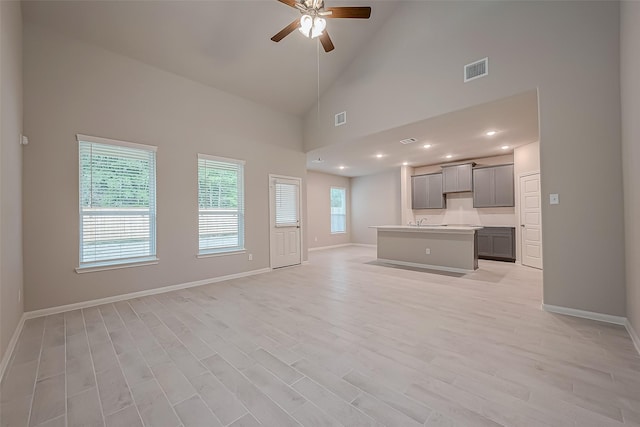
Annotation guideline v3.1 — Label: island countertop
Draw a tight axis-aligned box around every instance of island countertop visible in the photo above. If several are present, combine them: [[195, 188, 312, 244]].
[[370, 225, 483, 234]]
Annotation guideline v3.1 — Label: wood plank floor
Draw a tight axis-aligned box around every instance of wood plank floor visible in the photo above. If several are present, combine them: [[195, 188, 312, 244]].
[[2, 246, 639, 427]]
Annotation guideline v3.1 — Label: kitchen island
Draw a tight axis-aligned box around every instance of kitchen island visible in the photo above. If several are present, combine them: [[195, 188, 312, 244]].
[[370, 225, 483, 273]]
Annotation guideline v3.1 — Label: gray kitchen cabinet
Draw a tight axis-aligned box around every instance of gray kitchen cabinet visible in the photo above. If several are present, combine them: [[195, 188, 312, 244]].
[[411, 173, 445, 209], [473, 164, 514, 207], [477, 227, 515, 262], [442, 163, 473, 193]]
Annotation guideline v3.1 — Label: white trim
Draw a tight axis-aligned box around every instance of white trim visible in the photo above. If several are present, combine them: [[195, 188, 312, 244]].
[[24, 268, 271, 319], [308, 243, 352, 252], [541, 304, 627, 325], [351, 243, 377, 248], [0, 313, 26, 381], [197, 250, 246, 259], [197, 152, 245, 165], [76, 258, 159, 274], [626, 319, 640, 356], [76, 133, 157, 151], [377, 258, 474, 274]]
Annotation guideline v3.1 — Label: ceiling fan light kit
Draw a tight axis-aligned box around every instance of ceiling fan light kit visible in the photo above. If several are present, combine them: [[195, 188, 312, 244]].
[[271, 0, 372, 52]]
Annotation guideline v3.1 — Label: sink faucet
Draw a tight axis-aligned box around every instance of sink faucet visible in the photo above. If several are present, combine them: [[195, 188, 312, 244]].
[[418, 218, 428, 226]]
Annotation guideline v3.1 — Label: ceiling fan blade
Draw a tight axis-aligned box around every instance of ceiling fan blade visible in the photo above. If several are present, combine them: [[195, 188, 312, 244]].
[[271, 19, 301, 42], [325, 6, 371, 19], [320, 31, 335, 52], [276, 0, 299, 8]]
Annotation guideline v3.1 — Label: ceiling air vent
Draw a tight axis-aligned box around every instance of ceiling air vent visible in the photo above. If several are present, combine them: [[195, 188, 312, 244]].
[[400, 138, 417, 145], [335, 111, 347, 127], [464, 57, 489, 82]]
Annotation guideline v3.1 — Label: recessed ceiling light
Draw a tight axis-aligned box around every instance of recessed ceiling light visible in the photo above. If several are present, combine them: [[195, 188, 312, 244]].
[[486, 130, 497, 136], [402, 162, 409, 166], [376, 154, 383, 158], [445, 154, 453, 159], [339, 165, 345, 170], [423, 144, 432, 149], [501, 145, 510, 150]]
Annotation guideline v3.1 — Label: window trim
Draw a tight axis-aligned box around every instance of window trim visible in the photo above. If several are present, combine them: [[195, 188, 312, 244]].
[[330, 186, 347, 235], [77, 134, 157, 271], [197, 153, 246, 256]]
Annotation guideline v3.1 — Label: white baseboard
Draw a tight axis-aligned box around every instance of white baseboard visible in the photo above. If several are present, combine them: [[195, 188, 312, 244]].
[[308, 243, 352, 252], [377, 258, 473, 274], [542, 304, 627, 325], [626, 319, 640, 356], [25, 267, 272, 320], [351, 243, 377, 248], [0, 313, 26, 382]]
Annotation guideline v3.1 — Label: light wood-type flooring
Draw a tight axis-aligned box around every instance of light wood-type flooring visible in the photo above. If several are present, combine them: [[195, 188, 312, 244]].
[[1, 246, 639, 427]]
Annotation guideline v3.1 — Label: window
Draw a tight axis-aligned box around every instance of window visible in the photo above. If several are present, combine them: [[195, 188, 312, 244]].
[[330, 187, 346, 233], [275, 182, 299, 227], [198, 154, 245, 255], [78, 135, 157, 269]]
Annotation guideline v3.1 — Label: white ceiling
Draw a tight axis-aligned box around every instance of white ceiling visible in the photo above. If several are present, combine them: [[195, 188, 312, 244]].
[[306, 90, 540, 177], [23, 1, 539, 178], [22, 0, 400, 116]]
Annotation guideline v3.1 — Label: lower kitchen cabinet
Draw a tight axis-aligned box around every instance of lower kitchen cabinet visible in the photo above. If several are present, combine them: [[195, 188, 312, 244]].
[[477, 227, 515, 262]]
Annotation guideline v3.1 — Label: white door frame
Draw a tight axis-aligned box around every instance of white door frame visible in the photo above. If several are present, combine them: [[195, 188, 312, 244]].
[[518, 170, 543, 269], [268, 174, 303, 269]]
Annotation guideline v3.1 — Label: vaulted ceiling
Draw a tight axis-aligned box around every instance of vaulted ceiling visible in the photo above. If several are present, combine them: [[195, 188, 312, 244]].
[[22, 0, 400, 116], [22, 1, 539, 177]]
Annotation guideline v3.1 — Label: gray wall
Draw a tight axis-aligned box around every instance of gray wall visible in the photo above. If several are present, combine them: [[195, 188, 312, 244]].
[[304, 1, 626, 317], [622, 2, 640, 338], [307, 171, 351, 249], [23, 25, 306, 311], [351, 169, 401, 245], [0, 1, 23, 364]]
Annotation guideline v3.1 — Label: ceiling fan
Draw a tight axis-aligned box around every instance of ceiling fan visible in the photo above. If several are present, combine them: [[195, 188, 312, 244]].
[[271, 0, 371, 52]]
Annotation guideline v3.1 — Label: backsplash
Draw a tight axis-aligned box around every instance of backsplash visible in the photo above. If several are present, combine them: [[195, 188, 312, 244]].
[[414, 192, 516, 226]]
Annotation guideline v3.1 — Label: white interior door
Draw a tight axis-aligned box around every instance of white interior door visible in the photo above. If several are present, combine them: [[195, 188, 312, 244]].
[[520, 173, 543, 269], [270, 175, 301, 269]]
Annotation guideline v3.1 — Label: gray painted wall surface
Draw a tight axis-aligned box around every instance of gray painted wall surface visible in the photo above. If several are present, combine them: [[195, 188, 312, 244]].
[[622, 2, 640, 338], [307, 171, 351, 249], [351, 169, 401, 245], [304, 1, 626, 317], [0, 0, 23, 363], [23, 25, 306, 311]]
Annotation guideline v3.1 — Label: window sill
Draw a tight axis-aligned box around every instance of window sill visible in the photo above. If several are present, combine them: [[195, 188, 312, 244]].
[[76, 258, 159, 274], [331, 232, 347, 235], [197, 250, 246, 259]]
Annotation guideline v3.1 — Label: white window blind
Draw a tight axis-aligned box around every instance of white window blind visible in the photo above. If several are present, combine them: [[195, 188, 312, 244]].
[[78, 135, 157, 268], [198, 154, 245, 254], [330, 187, 346, 233], [275, 182, 299, 227]]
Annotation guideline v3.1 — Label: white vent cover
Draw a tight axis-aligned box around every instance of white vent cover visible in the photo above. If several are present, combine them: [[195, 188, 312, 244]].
[[335, 111, 347, 127], [464, 57, 489, 82], [399, 138, 417, 145]]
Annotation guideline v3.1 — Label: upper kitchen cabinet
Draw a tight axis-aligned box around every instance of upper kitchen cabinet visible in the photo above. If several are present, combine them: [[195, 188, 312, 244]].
[[442, 163, 474, 193], [412, 173, 445, 209], [473, 164, 515, 207]]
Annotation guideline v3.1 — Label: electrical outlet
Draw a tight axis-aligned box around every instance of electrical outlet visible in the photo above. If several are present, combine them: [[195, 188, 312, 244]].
[[425, 248, 431, 255], [248, 253, 253, 261], [550, 193, 559, 205], [314, 236, 318, 242]]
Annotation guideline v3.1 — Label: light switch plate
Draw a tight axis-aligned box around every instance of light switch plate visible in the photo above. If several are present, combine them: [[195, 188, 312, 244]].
[[550, 193, 559, 205]]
